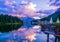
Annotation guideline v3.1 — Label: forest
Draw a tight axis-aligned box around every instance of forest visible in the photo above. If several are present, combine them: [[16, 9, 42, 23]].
[[0, 14, 23, 32]]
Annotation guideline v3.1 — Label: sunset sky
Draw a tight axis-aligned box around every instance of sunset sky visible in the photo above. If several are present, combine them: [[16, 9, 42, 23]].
[[0, 0, 60, 19]]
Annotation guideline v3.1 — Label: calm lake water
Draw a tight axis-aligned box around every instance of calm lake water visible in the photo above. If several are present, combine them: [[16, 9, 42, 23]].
[[0, 22, 55, 42]]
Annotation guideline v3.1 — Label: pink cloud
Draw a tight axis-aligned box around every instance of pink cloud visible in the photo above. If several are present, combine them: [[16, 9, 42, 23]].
[[10, 14, 27, 18], [4, 0, 16, 5], [4, 1, 10, 5], [22, 2, 37, 17], [10, 2, 37, 17], [6, 40, 17, 42]]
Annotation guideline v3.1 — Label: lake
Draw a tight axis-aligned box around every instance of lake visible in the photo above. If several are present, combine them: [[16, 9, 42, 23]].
[[0, 22, 55, 42]]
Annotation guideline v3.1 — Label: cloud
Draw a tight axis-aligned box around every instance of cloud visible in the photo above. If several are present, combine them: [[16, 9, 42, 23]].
[[36, 8, 59, 18], [9, 1, 38, 18], [4, 1, 11, 5], [22, 2, 37, 17], [33, 16, 41, 19], [49, 0, 60, 6], [4, 0, 16, 6], [25, 2, 36, 11], [10, 14, 27, 17], [38, 9, 57, 14], [21, 1, 28, 4], [39, 13, 48, 18], [36, 0, 59, 18], [0, 0, 59, 18], [0, 0, 38, 18], [40, 3, 59, 10], [0, 0, 17, 14]]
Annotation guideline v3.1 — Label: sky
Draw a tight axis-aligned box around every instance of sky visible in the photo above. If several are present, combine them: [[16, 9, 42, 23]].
[[0, 0, 60, 19]]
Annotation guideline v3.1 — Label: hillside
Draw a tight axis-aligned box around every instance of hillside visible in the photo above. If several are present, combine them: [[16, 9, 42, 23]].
[[40, 8, 60, 22], [0, 14, 23, 32]]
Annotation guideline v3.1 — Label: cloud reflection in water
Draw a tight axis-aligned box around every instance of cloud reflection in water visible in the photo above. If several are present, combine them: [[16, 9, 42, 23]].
[[6, 25, 41, 42]]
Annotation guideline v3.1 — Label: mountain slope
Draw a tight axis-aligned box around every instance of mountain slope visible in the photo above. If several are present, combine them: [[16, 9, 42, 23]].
[[40, 8, 60, 22]]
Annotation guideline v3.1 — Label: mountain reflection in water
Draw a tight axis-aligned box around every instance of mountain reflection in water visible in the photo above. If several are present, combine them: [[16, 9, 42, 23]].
[[0, 25, 54, 42], [0, 25, 41, 42]]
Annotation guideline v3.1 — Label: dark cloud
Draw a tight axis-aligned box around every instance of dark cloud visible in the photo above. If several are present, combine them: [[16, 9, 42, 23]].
[[49, 0, 60, 6], [0, 0, 59, 18], [37, 9, 56, 15], [0, 0, 37, 17], [0, 0, 21, 14]]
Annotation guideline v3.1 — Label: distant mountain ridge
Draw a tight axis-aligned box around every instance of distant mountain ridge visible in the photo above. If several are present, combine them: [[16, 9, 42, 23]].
[[40, 8, 60, 22]]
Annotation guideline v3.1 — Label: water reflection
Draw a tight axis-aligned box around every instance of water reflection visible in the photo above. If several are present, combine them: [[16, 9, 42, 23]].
[[0, 25, 41, 42], [0, 24, 21, 32], [0, 25, 54, 42], [10, 26, 40, 42]]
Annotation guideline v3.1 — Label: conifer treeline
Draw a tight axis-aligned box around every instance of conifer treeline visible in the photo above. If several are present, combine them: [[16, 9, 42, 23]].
[[0, 14, 23, 32], [0, 14, 23, 24]]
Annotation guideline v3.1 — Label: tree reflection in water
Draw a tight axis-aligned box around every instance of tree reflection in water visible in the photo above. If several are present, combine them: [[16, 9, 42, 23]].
[[0, 24, 21, 32], [6, 25, 41, 42]]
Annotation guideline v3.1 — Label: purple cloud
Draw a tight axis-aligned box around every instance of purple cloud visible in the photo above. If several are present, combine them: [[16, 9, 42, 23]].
[[49, 0, 60, 6], [37, 9, 57, 14], [0, 0, 59, 18], [0, 0, 38, 18]]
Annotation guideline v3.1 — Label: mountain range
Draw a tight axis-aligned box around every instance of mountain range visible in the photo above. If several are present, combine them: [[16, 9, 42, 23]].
[[40, 8, 60, 22]]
